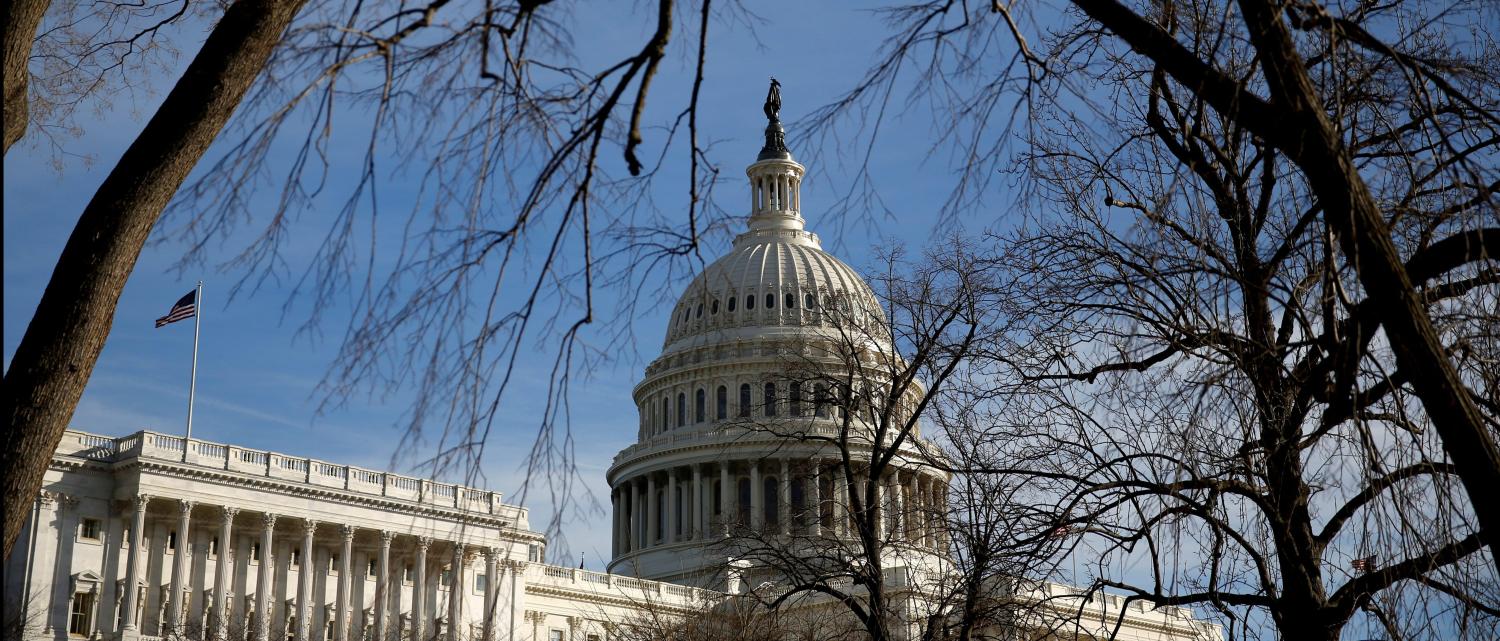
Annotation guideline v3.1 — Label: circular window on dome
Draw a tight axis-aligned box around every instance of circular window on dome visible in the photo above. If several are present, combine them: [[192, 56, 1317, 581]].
[[728, 297, 737, 312], [746, 295, 756, 310], [765, 294, 775, 309], [711, 299, 719, 315]]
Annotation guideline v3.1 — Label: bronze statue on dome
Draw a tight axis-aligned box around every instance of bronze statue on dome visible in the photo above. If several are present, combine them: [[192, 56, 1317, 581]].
[[764, 77, 782, 123]]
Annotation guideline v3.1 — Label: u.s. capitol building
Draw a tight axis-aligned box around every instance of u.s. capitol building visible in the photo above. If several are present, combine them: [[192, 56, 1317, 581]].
[[4, 95, 1219, 641]]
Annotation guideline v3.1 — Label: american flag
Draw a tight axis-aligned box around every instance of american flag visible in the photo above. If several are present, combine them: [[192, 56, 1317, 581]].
[[1048, 524, 1077, 538], [1351, 555, 1377, 573], [155, 290, 197, 328]]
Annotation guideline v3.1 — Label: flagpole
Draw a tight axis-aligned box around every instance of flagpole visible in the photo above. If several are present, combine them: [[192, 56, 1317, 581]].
[[185, 280, 202, 452]]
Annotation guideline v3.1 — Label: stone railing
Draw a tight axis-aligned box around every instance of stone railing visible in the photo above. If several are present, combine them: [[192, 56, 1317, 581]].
[[611, 422, 939, 468], [523, 563, 713, 604], [57, 430, 520, 519]]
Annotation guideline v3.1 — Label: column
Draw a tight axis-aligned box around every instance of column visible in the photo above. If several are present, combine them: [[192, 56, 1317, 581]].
[[121, 495, 149, 633], [692, 465, 704, 539], [749, 463, 763, 530], [610, 490, 621, 556], [375, 531, 392, 641], [719, 462, 732, 536], [335, 525, 354, 641], [482, 548, 498, 641], [779, 459, 791, 536], [835, 468, 849, 537], [809, 462, 822, 537], [214, 508, 238, 640], [255, 513, 277, 641], [165, 499, 194, 633], [665, 470, 678, 544], [646, 474, 658, 545], [447, 544, 464, 641], [296, 520, 317, 641], [413, 537, 429, 641], [890, 471, 904, 540]]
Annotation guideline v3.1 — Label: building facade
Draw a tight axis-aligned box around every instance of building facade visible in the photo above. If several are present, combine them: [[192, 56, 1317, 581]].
[[5, 92, 1220, 641]]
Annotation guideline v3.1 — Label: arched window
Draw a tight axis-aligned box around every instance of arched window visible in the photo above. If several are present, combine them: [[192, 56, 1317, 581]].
[[677, 392, 686, 427], [716, 386, 728, 420], [764, 383, 778, 417], [695, 388, 706, 423], [738, 478, 752, 524], [790, 382, 803, 417], [785, 293, 796, 309], [814, 383, 828, 417], [739, 384, 752, 418], [805, 292, 816, 309], [764, 477, 779, 526], [765, 293, 775, 309], [660, 397, 668, 432], [728, 296, 737, 312], [746, 294, 755, 310], [695, 304, 703, 318], [791, 477, 805, 523], [711, 299, 719, 315]]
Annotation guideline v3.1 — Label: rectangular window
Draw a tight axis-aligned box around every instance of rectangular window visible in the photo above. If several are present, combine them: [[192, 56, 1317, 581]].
[[403, 566, 414, 585], [528, 544, 542, 563], [329, 553, 339, 574], [367, 559, 378, 578], [79, 518, 102, 541], [440, 567, 452, 588], [291, 548, 301, 568], [68, 592, 94, 636], [208, 537, 219, 558], [250, 542, 261, 563], [167, 531, 177, 552], [474, 573, 487, 594], [548, 631, 563, 641]]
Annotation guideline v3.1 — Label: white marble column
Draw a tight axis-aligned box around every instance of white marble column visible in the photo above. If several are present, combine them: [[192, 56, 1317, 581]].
[[610, 490, 621, 556], [809, 462, 822, 537], [447, 544, 464, 641], [214, 507, 238, 640], [889, 472, 904, 540], [719, 462, 732, 536], [692, 465, 704, 539], [375, 531, 392, 641], [646, 475, 658, 546], [413, 537, 429, 641], [335, 525, 354, 641], [165, 499, 194, 633], [26, 492, 60, 635], [665, 470, 678, 544], [255, 513, 277, 641], [835, 468, 849, 538], [482, 548, 498, 641], [779, 459, 791, 536], [749, 463, 763, 530], [117, 496, 147, 635], [296, 520, 317, 641]]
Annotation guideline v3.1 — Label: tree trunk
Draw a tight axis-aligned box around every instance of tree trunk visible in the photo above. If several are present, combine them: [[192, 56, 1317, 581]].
[[1, 0, 51, 152], [1231, 0, 1500, 575], [1, 0, 306, 560]]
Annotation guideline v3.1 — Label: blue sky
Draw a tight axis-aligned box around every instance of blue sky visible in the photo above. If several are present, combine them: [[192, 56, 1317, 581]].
[[4, 1, 995, 570]]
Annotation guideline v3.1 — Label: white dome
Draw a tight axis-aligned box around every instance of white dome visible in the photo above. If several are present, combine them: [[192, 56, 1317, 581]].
[[661, 226, 884, 354]]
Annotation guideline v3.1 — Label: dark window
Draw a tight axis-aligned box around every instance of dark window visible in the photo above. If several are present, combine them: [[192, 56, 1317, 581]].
[[713, 480, 723, 515], [766, 294, 775, 308], [656, 489, 665, 539], [716, 386, 728, 420], [695, 388, 706, 423], [675, 487, 684, 535], [765, 477, 779, 526], [711, 299, 719, 315], [791, 478, 806, 519], [786, 293, 796, 309], [739, 384, 752, 418], [677, 392, 687, 427], [79, 518, 101, 541], [695, 304, 702, 318], [661, 397, 668, 431], [738, 479, 752, 524], [814, 383, 828, 417], [790, 382, 803, 416], [805, 293, 816, 308], [728, 297, 737, 312], [764, 383, 778, 417], [746, 295, 755, 310]]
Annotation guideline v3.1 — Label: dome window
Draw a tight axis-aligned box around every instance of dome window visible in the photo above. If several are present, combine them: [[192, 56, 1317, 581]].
[[764, 383, 778, 417], [711, 299, 719, 315], [677, 392, 687, 427], [738, 384, 752, 418], [695, 388, 706, 423], [805, 293, 817, 309], [785, 293, 796, 309], [746, 295, 755, 310], [696, 304, 703, 318], [716, 386, 728, 420], [728, 297, 737, 312], [765, 294, 775, 309]]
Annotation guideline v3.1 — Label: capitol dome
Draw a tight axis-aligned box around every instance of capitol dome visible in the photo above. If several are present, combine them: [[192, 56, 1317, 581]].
[[606, 87, 948, 588]]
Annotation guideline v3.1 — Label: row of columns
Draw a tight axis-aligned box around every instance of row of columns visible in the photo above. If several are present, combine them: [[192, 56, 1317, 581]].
[[113, 495, 507, 641], [611, 460, 946, 556], [751, 171, 801, 213]]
